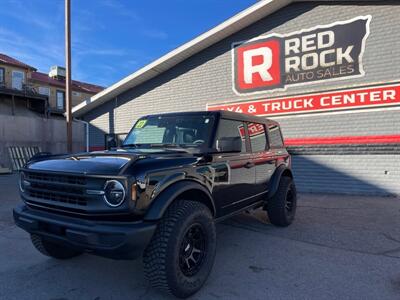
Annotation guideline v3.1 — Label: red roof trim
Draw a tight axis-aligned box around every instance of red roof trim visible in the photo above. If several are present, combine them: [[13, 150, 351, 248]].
[[0, 53, 103, 94], [31, 72, 104, 94], [0, 53, 36, 70]]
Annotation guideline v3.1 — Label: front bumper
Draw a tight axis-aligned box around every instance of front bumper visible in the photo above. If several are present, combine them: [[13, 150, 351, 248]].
[[13, 205, 157, 260]]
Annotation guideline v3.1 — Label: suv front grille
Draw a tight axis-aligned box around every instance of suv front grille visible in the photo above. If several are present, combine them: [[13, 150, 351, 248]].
[[24, 171, 90, 208], [26, 172, 87, 185], [28, 190, 87, 206]]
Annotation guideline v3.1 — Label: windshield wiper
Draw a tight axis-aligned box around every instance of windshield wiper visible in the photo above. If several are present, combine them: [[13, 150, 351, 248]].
[[148, 144, 191, 152], [120, 143, 140, 148], [149, 143, 178, 147], [121, 143, 191, 152]]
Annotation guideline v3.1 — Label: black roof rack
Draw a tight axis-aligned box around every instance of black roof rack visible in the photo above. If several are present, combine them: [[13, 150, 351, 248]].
[[143, 110, 277, 125]]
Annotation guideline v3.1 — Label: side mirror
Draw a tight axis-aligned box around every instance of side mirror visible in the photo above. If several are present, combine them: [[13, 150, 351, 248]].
[[105, 134, 117, 150], [216, 137, 242, 153]]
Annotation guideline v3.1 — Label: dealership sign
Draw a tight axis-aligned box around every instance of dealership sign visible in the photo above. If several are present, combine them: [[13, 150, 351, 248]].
[[207, 83, 400, 116], [232, 16, 371, 94]]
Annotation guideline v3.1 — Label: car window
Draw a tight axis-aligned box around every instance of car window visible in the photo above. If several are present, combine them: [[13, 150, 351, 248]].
[[248, 123, 268, 152], [128, 125, 166, 144], [214, 119, 247, 153], [268, 124, 284, 148], [123, 115, 214, 148]]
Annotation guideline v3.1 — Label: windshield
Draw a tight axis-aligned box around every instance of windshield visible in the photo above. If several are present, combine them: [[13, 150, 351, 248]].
[[122, 114, 215, 148]]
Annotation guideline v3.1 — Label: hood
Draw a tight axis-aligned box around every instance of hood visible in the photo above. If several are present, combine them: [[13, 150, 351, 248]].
[[27, 154, 135, 175], [26, 148, 194, 175]]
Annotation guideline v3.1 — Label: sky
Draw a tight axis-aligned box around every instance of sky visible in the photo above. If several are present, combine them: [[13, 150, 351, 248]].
[[0, 0, 256, 87]]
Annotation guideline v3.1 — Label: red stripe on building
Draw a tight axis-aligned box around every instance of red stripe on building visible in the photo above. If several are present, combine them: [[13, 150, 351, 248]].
[[285, 135, 400, 146], [207, 83, 400, 116]]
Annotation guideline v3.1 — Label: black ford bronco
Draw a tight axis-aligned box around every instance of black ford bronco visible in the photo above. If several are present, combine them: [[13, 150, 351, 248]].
[[14, 111, 296, 298]]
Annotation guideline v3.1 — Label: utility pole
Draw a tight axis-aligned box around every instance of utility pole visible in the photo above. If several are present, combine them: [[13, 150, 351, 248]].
[[65, 0, 72, 153]]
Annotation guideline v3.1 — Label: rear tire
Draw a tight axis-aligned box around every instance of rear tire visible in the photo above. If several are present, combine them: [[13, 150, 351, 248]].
[[143, 200, 216, 298], [31, 234, 82, 259], [267, 176, 297, 227]]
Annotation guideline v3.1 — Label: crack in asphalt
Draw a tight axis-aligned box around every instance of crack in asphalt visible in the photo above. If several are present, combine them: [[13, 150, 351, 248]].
[[297, 205, 361, 210], [382, 232, 400, 245], [222, 221, 400, 260]]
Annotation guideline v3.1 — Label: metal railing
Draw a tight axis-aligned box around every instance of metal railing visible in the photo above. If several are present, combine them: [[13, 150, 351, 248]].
[[0, 82, 48, 99]]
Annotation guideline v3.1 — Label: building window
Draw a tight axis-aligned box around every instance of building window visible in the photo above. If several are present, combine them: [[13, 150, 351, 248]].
[[0, 67, 4, 84], [56, 90, 65, 110], [248, 123, 268, 152], [12, 70, 24, 90], [72, 91, 81, 97], [38, 86, 50, 96]]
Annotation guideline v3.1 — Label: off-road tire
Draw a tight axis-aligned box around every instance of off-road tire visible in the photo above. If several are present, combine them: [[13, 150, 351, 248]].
[[267, 176, 297, 227], [31, 234, 82, 259], [143, 200, 216, 298]]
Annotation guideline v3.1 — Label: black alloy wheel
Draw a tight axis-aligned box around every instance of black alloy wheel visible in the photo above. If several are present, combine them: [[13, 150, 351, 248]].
[[285, 184, 296, 216], [143, 200, 216, 298], [179, 223, 207, 277], [267, 176, 297, 227]]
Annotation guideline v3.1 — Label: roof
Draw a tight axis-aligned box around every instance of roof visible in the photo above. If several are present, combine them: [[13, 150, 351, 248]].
[[143, 110, 275, 124], [31, 72, 104, 94], [72, 0, 364, 117], [0, 53, 36, 71], [72, 0, 292, 116], [0, 53, 104, 94]]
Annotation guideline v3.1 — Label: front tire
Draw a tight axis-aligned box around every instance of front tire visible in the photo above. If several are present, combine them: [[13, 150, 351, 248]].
[[31, 234, 82, 259], [267, 176, 297, 227], [143, 200, 216, 298]]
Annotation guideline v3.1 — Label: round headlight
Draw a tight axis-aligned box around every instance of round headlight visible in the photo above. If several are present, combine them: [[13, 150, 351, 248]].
[[103, 180, 126, 207]]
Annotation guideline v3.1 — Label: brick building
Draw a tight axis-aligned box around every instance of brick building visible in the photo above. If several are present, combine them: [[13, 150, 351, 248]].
[[0, 53, 103, 170], [72, 1, 400, 196], [0, 53, 104, 115]]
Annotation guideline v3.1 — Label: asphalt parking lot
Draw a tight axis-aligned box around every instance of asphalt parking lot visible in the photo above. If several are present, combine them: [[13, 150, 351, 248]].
[[1, 173, 400, 300]]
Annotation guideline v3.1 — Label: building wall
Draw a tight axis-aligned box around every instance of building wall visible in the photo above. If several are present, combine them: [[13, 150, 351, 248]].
[[0, 63, 95, 111], [0, 63, 30, 89], [70, 90, 93, 107], [83, 2, 400, 195], [0, 115, 85, 168], [30, 82, 94, 109]]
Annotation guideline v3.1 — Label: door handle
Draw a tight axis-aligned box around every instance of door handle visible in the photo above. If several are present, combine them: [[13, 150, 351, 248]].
[[244, 161, 255, 169]]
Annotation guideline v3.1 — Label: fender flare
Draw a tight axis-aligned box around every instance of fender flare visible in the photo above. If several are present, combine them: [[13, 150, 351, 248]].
[[267, 165, 293, 199], [143, 180, 216, 221]]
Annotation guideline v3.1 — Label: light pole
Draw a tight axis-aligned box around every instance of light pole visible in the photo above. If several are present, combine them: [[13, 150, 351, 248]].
[[65, 0, 72, 153]]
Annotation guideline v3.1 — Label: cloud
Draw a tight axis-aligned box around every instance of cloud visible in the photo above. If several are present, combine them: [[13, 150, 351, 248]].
[[140, 29, 169, 40], [0, 26, 64, 72], [0, 0, 60, 29], [73, 44, 128, 57], [126, 60, 138, 66], [0, 0, 151, 86], [99, 0, 141, 20], [73, 9, 107, 32]]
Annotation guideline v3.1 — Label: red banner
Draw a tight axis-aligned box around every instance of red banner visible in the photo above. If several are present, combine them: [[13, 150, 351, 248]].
[[207, 83, 400, 116]]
